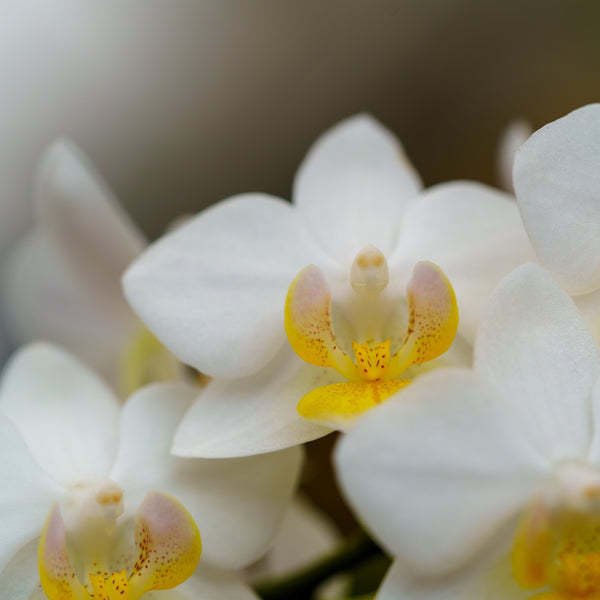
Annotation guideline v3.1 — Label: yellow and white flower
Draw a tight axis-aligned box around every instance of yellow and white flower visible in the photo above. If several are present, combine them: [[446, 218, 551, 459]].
[[336, 263, 600, 599], [124, 114, 534, 457], [0, 343, 301, 599]]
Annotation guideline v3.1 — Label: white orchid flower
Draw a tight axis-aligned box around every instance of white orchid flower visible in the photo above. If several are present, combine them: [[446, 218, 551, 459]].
[[1, 141, 179, 394], [336, 263, 600, 599], [514, 104, 600, 345], [0, 343, 301, 599], [123, 114, 535, 457]]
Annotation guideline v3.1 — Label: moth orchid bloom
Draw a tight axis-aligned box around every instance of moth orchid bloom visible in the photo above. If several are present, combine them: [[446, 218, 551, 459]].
[[1, 140, 179, 395], [337, 263, 600, 600], [514, 104, 600, 345], [0, 343, 302, 599], [124, 114, 534, 458], [285, 260, 458, 427], [39, 491, 201, 600]]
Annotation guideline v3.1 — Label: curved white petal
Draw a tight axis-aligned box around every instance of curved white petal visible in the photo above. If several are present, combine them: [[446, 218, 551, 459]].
[[123, 194, 338, 378], [0, 415, 62, 574], [377, 552, 534, 600], [145, 564, 260, 600], [0, 539, 47, 600], [514, 104, 600, 295], [172, 347, 336, 458], [475, 263, 600, 462], [36, 139, 146, 306], [110, 382, 304, 570], [0, 343, 120, 487], [294, 114, 422, 264], [1, 229, 137, 384], [336, 369, 548, 577], [248, 496, 340, 581], [496, 119, 532, 193], [392, 181, 536, 342]]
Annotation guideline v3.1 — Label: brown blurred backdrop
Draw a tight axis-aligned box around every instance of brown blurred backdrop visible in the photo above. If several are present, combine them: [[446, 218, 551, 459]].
[[2, 0, 600, 251]]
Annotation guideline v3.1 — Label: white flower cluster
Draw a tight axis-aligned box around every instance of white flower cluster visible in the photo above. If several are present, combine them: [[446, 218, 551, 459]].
[[1, 102, 600, 599]]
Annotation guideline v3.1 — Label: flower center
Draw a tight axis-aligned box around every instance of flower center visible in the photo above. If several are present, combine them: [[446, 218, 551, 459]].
[[352, 340, 391, 381], [350, 245, 389, 296], [284, 260, 458, 426], [39, 490, 202, 600], [512, 462, 600, 599], [90, 570, 130, 599]]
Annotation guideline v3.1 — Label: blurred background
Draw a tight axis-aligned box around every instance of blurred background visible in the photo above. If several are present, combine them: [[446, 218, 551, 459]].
[[2, 0, 600, 253], [2, 0, 600, 537]]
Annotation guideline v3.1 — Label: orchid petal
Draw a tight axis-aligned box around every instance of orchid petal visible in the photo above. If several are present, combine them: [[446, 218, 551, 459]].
[[0, 414, 62, 573], [172, 346, 335, 458], [336, 369, 548, 577], [38, 504, 90, 600], [475, 263, 600, 463], [144, 564, 260, 599], [285, 265, 357, 379], [0, 539, 46, 600], [387, 261, 458, 378], [36, 139, 146, 306], [252, 497, 340, 579], [123, 194, 337, 379], [392, 181, 536, 342], [294, 114, 421, 263], [1, 229, 137, 386], [110, 382, 304, 570], [514, 104, 600, 295], [377, 553, 534, 600], [0, 343, 120, 487], [496, 119, 532, 193], [297, 379, 410, 429], [128, 491, 201, 598]]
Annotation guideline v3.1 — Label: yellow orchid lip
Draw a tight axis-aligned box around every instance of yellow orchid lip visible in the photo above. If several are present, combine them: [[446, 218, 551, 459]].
[[38, 490, 202, 600], [284, 259, 459, 426]]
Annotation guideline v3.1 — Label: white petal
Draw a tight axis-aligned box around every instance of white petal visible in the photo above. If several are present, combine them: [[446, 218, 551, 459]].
[[335, 369, 547, 577], [248, 496, 340, 580], [172, 347, 336, 458], [377, 552, 534, 600], [0, 539, 46, 600], [294, 114, 422, 264], [0, 415, 62, 573], [475, 263, 600, 462], [110, 382, 304, 570], [496, 119, 532, 193], [514, 104, 600, 295], [0, 343, 120, 487], [123, 194, 338, 378], [36, 139, 146, 306], [392, 181, 536, 342], [145, 564, 260, 600], [1, 229, 137, 384]]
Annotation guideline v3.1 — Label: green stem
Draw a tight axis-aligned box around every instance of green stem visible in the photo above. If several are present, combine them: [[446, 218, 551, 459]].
[[254, 532, 382, 600]]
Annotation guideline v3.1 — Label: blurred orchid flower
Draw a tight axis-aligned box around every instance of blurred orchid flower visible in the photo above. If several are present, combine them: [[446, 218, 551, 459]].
[[1, 141, 179, 395], [0, 343, 302, 599], [337, 263, 600, 599]]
